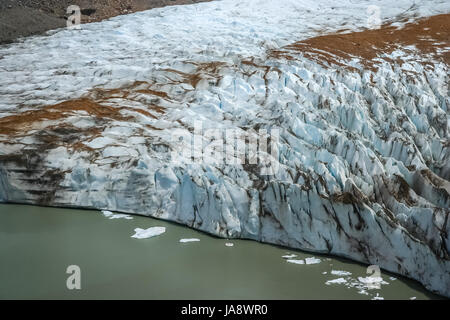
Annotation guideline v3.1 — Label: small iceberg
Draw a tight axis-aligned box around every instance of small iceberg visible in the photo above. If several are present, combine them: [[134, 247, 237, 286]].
[[179, 238, 200, 243], [109, 214, 133, 220], [357, 276, 388, 285], [326, 278, 347, 285], [102, 210, 133, 220], [372, 293, 384, 300], [131, 227, 166, 239], [357, 275, 389, 290], [225, 243, 234, 247], [287, 259, 305, 265], [358, 290, 369, 296], [282, 254, 297, 259], [305, 257, 321, 265], [331, 270, 352, 276]]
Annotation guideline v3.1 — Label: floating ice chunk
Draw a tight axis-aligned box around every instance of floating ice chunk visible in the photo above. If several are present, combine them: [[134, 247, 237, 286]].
[[109, 214, 133, 220], [331, 270, 352, 276], [358, 276, 389, 289], [282, 254, 298, 259], [179, 238, 200, 243], [287, 259, 305, 265], [410, 297, 417, 300], [131, 227, 166, 239], [322, 272, 327, 275], [389, 277, 397, 281], [305, 257, 321, 265], [101, 210, 133, 220], [102, 210, 114, 217], [358, 276, 388, 285], [372, 293, 384, 300], [358, 290, 369, 296], [326, 278, 347, 285], [225, 243, 234, 247]]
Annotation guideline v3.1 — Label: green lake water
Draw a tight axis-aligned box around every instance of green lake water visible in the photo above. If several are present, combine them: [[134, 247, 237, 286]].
[[0, 204, 442, 299]]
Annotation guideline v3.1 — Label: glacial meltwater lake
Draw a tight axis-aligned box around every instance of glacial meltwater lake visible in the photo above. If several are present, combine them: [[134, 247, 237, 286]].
[[0, 204, 442, 299]]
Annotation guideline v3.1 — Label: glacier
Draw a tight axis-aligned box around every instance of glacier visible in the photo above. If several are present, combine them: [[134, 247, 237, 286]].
[[0, 0, 449, 296]]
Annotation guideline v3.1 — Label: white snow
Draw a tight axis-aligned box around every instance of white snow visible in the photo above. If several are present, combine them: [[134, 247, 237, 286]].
[[0, 0, 448, 111], [131, 227, 166, 239], [86, 137, 117, 149], [103, 146, 139, 158]]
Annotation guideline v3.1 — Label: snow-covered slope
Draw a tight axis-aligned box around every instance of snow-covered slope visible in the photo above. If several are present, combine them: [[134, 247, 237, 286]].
[[0, 0, 449, 296]]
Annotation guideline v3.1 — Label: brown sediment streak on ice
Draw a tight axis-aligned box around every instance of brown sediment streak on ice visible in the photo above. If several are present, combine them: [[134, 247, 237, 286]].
[[0, 81, 171, 137], [0, 60, 234, 145], [270, 14, 450, 70], [0, 99, 129, 136], [162, 61, 227, 88]]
